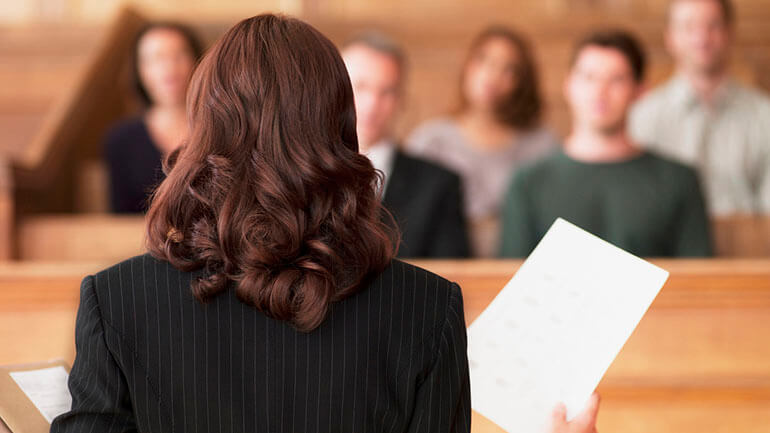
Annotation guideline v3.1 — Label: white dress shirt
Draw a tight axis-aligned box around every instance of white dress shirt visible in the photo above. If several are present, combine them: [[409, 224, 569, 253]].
[[361, 139, 397, 197]]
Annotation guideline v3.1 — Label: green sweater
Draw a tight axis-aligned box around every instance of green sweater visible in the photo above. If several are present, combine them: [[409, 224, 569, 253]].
[[500, 151, 712, 257]]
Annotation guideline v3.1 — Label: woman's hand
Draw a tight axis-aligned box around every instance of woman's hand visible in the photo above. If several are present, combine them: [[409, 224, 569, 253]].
[[549, 392, 600, 433]]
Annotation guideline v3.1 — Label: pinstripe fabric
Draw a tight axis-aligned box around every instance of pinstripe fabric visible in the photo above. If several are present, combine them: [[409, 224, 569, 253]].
[[50, 254, 471, 433]]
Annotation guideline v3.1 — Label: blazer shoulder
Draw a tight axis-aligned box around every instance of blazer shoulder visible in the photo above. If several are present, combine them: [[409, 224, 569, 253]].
[[644, 151, 699, 178], [90, 253, 182, 303], [392, 151, 462, 187], [372, 259, 463, 329], [93, 252, 167, 279], [388, 258, 456, 285]]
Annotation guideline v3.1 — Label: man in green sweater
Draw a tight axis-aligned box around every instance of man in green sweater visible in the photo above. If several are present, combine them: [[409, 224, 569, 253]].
[[500, 30, 712, 258]]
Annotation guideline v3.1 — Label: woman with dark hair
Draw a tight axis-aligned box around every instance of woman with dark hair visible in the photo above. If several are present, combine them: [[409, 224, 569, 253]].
[[406, 26, 559, 258], [104, 22, 203, 213], [54, 14, 463, 433], [51, 15, 599, 433]]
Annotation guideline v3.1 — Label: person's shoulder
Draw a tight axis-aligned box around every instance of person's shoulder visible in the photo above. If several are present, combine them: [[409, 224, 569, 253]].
[[90, 253, 181, 298], [516, 126, 562, 158], [636, 78, 679, 108], [372, 259, 463, 320], [522, 126, 561, 146], [405, 116, 460, 150], [104, 115, 146, 152], [105, 115, 145, 140], [378, 258, 458, 288], [393, 150, 461, 186], [513, 150, 563, 183], [731, 82, 770, 113], [409, 116, 457, 135], [642, 151, 700, 182], [94, 251, 164, 274]]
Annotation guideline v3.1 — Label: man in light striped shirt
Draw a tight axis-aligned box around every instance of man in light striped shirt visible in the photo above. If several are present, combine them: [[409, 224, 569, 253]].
[[630, 0, 770, 216]]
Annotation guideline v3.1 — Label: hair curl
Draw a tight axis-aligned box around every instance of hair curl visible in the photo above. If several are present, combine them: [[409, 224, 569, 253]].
[[146, 14, 398, 332]]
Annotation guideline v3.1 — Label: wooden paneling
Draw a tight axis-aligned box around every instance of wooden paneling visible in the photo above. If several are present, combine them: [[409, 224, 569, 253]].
[[712, 215, 770, 257], [16, 214, 145, 262]]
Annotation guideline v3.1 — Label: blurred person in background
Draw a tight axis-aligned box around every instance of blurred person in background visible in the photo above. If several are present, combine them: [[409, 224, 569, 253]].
[[104, 22, 203, 213], [342, 32, 470, 258], [405, 26, 558, 258], [51, 14, 602, 433], [501, 30, 712, 258], [630, 0, 770, 215]]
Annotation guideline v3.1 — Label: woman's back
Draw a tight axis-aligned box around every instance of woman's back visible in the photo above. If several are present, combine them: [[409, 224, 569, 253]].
[[51, 254, 470, 433]]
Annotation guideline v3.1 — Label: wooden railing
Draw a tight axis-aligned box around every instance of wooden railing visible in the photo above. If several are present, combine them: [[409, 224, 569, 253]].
[[1, 259, 769, 432], [12, 214, 770, 262]]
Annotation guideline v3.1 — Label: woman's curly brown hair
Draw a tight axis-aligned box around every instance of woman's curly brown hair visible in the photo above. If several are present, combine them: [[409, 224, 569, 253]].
[[145, 14, 398, 332]]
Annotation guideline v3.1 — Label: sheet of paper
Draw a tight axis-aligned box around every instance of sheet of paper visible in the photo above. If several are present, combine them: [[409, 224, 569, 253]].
[[9, 366, 71, 423], [468, 218, 669, 433]]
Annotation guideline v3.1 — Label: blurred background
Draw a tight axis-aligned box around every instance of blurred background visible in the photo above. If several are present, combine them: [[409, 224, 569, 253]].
[[1, 2, 770, 432], [1, 0, 769, 262]]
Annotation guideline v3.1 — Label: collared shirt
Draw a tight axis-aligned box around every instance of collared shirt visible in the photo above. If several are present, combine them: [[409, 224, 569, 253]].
[[361, 139, 397, 196], [630, 75, 770, 215]]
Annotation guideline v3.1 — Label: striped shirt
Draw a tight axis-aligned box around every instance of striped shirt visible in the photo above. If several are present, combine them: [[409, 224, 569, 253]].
[[630, 75, 770, 216], [50, 254, 471, 433]]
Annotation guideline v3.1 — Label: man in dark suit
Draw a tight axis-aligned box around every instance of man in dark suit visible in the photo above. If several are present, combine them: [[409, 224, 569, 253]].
[[342, 32, 470, 258]]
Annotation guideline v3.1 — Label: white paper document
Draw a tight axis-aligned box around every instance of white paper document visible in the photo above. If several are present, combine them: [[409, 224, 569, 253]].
[[9, 366, 72, 423], [468, 218, 669, 433]]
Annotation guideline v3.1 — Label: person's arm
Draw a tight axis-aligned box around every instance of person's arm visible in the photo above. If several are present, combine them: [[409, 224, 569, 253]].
[[672, 170, 713, 257], [427, 174, 470, 258], [104, 132, 133, 213], [50, 275, 137, 433], [499, 172, 537, 258], [405, 283, 470, 433]]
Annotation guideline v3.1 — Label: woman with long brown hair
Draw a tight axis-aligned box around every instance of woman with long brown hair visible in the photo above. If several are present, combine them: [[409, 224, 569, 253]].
[[406, 26, 559, 258], [52, 14, 468, 433], [51, 14, 597, 433]]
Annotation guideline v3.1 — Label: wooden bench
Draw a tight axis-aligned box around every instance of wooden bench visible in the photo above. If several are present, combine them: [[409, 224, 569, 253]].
[[1, 259, 769, 432]]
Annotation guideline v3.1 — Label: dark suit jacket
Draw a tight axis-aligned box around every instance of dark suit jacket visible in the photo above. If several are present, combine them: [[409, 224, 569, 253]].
[[51, 254, 470, 433], [383, 151, 470, 258]]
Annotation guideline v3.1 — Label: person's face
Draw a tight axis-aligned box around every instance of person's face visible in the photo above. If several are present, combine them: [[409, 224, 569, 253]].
[[342, 44, 402, 150], [462, 37, 520, 111], [565, 46, 641, 135], [666, 0, 731, 75], [137, 28, 197, 107]]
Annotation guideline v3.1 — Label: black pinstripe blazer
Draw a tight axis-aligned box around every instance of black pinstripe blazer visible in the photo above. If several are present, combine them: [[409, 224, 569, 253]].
[[50, 254, 471, 433]]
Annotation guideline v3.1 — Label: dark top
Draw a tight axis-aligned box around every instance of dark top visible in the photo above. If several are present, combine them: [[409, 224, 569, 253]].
[[383, 151, 470, 258], [500, 151, 712, 257], [51, 254, 471, 433], [104, 116, 165, 213]]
